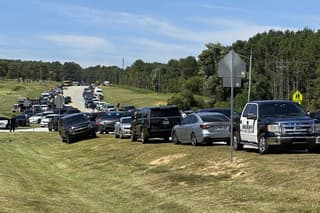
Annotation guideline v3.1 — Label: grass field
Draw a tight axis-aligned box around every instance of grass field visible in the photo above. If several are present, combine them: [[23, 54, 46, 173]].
[[1, 132, 320, 212], [1, 82, 320, 212], [0, 80, 58, 117], [101, 85, 172, 107]]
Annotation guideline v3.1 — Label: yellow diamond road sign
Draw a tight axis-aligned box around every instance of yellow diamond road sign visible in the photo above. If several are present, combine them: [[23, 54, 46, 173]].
[[292, 90, 303, 104]]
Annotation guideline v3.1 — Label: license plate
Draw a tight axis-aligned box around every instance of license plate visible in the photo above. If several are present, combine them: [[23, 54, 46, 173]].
[[163, 121, 170, 125]]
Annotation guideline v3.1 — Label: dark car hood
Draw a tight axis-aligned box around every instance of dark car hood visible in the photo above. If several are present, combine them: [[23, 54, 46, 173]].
[[263, 116, 315, 123]]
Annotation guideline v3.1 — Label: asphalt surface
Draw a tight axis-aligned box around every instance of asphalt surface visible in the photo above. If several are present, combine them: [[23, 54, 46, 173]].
[[63, 86, 92, 112]]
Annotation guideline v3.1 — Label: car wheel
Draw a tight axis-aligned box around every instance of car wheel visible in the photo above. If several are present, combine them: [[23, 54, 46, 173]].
[[233, 131, 243, 150], [115, 133, 119, 138], [61, 136, 66, 143], [172, 131, 180, 144], [141, 131, 149, 144], [258, 133, 268, 154], [100, 130, 104, 134], [66, 134, 72, 144], [91, 130, 97, 138], [191, 133, 198, 146], [131, 134, 137, 142], [49, 127, 52, 131]]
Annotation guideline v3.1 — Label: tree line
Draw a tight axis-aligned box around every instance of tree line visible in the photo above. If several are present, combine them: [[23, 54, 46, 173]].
[[1, 28, 320, 111]]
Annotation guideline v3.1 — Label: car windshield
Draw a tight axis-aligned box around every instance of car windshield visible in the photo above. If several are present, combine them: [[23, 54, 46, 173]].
[[150, 108, 180, 117], [200, 114, 229, 122], [259, 102, 306, 118], [65, 115, 88, 125], [122, 118, 132, 123]]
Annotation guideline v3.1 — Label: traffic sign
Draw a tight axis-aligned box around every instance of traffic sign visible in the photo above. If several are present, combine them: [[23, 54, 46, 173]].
[[54, 94, 65, 109], [292, 90, 303, 105], [218, 50, 246, 78]]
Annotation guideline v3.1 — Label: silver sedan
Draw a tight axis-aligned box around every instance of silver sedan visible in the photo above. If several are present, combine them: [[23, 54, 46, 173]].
[[171, 112, 230, 146]]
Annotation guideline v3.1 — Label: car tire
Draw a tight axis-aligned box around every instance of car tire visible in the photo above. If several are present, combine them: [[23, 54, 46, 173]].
[[172, 131, 180, 144], [115, 133, 119, 138], [191, 133, 198, 146], [131, 134, 137, 142], [258, 133, 268, 154], [233, 131, 243, 150], [66, 134, 72, 144], [141, 131, 148, 144], [100, 130, 104, 134], [49, 127, 52, 132], [91, 130, 97, 138]]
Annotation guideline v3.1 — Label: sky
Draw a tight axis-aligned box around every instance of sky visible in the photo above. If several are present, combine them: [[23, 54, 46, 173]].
[[0, 0, 319, 68]]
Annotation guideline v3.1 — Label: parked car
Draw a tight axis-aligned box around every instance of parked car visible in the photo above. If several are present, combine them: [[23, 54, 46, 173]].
[[197, 108, 240, 121], [40, 113, 57, 127], [131, 105, 181, 143], [64, 96, 72, 104], [58, 113, 96, 143], [29, 113, 43, 123], [14, 114, 30, 127], [0, 116, 10, 129], [96, 112, 124, 134], [114, 116, 132, 138], [48, 114, 64, 131], [171, 112, 230, 146], [234, 100, 320, 154]]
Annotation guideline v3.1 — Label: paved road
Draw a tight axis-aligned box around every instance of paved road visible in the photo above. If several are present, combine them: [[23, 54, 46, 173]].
[[63, 86, 91, 112], [0, 128, 49, 133]]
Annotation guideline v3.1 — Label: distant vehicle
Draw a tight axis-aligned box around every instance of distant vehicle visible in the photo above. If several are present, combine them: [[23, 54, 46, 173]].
[[64, 96, 72, 104], [63, 80, 72, 87], [234, 100, 320, 154], [118, 105, 136, 112], [29, 113, 42, 123], [131, 106, 181, 143], [171, 112, 230, 146], [58, 113, 96, 143], [0, 116, 10, 129], [40, 113, 57, 127], [96, 112, 125, 134], [103, 81, 110, 86], [114, 116, 132, 138], [14, 114, 30, 127], [48, 114, 64, 131]]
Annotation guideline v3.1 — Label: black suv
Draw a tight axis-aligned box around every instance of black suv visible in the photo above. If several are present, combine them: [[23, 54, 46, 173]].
[[131, 106, 181, 143], [58, 113, 96, 143]]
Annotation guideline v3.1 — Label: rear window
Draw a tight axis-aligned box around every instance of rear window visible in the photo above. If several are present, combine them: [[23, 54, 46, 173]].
[[150, 108, 180, 117], [200, 114, 229, 122]]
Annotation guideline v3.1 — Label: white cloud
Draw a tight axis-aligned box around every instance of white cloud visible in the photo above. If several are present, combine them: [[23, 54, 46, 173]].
[[41, 34, 112, 48], [200, 4, 249, 13]]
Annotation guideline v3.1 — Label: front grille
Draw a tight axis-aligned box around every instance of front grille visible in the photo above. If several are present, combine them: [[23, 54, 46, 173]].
[[280, 121, 314, 135]]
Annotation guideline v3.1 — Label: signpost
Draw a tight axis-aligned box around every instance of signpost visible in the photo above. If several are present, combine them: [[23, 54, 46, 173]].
[[54, 94, 65, 115], [218, 50, 246, 163], [292, 90, 303, 105]]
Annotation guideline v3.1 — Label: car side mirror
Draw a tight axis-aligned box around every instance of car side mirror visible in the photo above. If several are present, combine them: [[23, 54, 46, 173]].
[[307, 111, 311, 116], [247, 113, 257, 120]]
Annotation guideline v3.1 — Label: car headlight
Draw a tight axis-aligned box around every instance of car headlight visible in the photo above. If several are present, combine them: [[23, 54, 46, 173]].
[[267, 124, 280, 133]]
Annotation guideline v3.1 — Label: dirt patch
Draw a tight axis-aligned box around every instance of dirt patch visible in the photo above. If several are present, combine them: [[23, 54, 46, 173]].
[[149, 154, 186, 166], [195, 157, 248, 179]]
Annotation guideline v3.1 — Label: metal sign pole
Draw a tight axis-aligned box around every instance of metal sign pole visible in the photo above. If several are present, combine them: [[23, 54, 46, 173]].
[[230, 60, 234, 163]]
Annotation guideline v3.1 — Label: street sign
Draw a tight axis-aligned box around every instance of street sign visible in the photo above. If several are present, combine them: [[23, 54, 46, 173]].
[[222, 77, 242, 88], [218, 50, 246, 78], [54, 94, 65, 109], [217, 50, 246, 163], [292, 90, 303, 105]]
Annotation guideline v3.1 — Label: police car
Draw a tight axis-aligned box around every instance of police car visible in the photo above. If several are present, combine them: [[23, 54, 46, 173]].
[[233, 100, 320, 154]]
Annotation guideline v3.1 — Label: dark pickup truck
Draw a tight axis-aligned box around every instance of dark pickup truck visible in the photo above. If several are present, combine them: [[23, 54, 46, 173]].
[[58, 113, 96, 143], [233, 100, 320, 154]]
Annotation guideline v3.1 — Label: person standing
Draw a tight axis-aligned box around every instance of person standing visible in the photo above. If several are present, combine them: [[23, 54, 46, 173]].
[[10, 115, 16, 132]]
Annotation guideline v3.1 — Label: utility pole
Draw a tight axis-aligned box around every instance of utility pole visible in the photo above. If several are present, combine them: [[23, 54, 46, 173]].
[[247, 48, 253, 102], [122, 57, 125, 70], [158, 68, 161, 93]]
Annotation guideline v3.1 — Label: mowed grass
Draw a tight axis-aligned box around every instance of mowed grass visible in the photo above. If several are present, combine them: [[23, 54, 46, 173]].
[[1, 132, 320, 212], [101, 85, 171, 107], [0, 80, 58, 117]]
